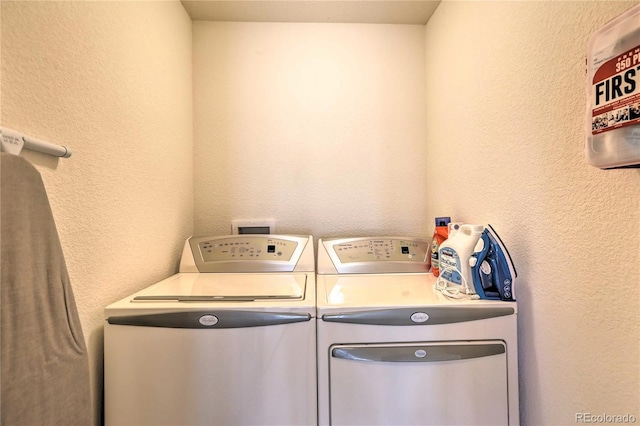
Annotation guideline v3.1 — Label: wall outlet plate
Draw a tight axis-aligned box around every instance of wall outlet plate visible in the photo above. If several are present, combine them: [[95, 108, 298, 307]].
[[231, 219, 275, 235]]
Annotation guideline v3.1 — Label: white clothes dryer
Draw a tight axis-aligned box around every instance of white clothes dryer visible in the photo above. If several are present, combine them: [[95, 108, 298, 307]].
[[316, 237, 519, 426], [105, 235, 316, 426]]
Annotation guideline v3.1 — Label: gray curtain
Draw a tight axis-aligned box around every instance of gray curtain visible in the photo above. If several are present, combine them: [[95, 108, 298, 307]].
[[1, 153, 91, 425]]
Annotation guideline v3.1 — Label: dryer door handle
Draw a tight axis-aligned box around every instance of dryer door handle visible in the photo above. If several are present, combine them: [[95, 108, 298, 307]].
[[332, 343, 505, 363], [107, 310, 311, 329]]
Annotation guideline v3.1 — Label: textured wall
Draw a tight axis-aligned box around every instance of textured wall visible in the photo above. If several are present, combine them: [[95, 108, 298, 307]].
[[425, 1, 640, 424], [3, 2, 639, 425], [1, 2, 193, 424], [193, 22, 428, 238]]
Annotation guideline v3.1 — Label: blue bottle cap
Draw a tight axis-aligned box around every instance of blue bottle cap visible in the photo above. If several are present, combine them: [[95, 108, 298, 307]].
[[435, 217, 451, 227]]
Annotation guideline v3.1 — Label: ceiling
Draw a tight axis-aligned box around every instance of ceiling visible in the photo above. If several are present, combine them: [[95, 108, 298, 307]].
[[180, 1, 441, 25]]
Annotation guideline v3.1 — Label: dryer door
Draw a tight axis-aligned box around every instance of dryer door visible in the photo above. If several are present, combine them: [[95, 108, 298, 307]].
[[329, 340, 509, 426]]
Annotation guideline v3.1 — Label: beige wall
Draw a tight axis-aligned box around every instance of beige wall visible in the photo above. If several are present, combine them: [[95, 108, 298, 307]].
[[193, 22, 429, 237], [1, 1, 193, 424], [425, 1, 640, 424]]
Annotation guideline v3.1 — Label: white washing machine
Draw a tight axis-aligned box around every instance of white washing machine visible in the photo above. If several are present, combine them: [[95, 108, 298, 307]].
[[316, 237, 519, 426], [104, 235, 316, 426]]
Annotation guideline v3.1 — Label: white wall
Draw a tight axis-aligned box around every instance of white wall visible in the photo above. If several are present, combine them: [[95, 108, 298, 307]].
[[193, 22, 429, 238], [425, 1, 640, 424], [1, 2, 193, 424]]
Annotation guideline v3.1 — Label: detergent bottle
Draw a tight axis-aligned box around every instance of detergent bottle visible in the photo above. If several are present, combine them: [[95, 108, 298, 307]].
[[430, 217, 450, 277], [437, 224, 484, 295]]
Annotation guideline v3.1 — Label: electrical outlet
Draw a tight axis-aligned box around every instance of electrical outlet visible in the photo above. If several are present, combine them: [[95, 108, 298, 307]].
[[231, 219, 276, 235]]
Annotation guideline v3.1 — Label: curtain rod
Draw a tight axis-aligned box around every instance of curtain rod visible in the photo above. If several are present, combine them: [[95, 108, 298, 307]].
[[0, 127, 72, 158]]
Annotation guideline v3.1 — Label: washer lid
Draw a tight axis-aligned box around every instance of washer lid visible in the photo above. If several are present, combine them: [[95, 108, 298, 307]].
[[132, 273, 306, 302], [320, 274, 441, 307]]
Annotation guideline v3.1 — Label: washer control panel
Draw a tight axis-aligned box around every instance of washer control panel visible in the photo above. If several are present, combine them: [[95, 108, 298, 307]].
[[198, 236, 297, 262], [184, 235, 313, 273]]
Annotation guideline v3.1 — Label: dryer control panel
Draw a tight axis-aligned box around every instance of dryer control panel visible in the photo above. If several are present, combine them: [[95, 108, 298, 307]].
[[318, 237, 430, 274], [333, 239, 427, 263]]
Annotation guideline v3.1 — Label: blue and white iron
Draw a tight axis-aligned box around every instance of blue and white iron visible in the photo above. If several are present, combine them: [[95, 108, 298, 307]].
[[471, 224, 517, 301]]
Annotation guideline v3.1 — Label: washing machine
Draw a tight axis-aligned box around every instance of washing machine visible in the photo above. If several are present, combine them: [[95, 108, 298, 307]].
[[316, 237, 519, 426], [104, 235, 316, 426]]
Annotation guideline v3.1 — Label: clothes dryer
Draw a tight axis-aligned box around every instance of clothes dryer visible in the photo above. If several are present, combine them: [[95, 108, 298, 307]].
[[105, 235, 316, 426], [316, 237, 519, 426]]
